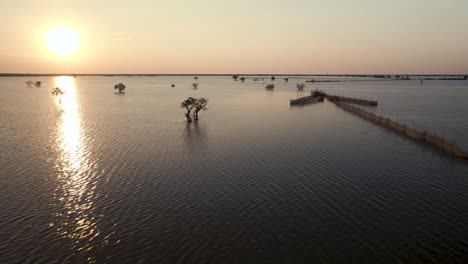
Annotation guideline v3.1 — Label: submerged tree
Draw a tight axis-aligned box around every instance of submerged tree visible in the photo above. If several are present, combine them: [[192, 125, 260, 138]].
[[193, 98, 208, 121], [114, 83, 126, 93], [181, 97, 208, 122], [25, 80, 34, 87], [232, 74, 239, 81], [35, 81, 42, 87], [181, 97, 197, 122], [194, 76, 199, 80], [192, 83, 199, 89], [240, 77, 246, 82], [51, 87, 65, 104], [271, 76, 276, 81], [284, 78, 289, 82], [171, 84, 176, 87]]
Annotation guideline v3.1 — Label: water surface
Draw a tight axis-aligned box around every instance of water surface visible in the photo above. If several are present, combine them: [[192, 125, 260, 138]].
[[1, 76, 468, 263]]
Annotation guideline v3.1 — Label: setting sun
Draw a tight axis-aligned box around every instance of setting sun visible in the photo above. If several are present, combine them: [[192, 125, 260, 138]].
[[45, 27, 79, 56]]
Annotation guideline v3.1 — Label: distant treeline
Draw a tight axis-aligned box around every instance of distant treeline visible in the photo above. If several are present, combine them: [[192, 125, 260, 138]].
[[0, 73, 467, 79]]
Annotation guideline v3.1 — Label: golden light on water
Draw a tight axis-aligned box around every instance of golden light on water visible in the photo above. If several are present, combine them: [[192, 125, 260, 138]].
[[52, 76, 101, 252]]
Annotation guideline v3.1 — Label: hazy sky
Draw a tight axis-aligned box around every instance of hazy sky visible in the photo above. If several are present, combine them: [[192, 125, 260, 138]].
[[1, 0, 467, 74]]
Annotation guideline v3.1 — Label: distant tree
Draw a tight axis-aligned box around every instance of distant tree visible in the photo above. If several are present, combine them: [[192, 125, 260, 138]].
[[232, 74, 239, 81], [194, 76, 199, 80], [265, 84, 274, 90], [51, 87, 64, 104], [34, 81, 42, 87], [114, 83, 126, 93], [25, 80, 34, 87], [284, 78, 289, 82], [464, 75, 468, 80], [171, 84, 176, 87], [240, 77, 246, 82], [296, 83, 305, 90], [271, 76, 276, 81], [193, 98, 208, 121], [181, 97, 197, 122], [395, 75, 401, 79], [192, 83, 199, 89]]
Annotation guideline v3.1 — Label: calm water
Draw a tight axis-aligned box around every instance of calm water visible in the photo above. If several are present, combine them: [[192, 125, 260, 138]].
[[1, 76, 468, 263]]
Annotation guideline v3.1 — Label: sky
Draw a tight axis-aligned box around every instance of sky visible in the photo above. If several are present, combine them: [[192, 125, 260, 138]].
[[1, 0, 467, 74]]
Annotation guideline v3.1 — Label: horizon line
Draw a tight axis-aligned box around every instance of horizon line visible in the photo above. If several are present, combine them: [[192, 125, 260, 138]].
[[1, 73, 467, 77]]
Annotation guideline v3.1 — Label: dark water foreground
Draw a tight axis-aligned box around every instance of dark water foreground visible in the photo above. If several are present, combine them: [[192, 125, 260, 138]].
[[1, 76, 468, 263]]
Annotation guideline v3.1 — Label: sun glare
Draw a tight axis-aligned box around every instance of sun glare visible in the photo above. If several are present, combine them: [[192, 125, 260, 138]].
[[45, 27, 80, 56]]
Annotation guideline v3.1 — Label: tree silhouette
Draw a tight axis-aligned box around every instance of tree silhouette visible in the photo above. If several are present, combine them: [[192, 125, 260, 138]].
[[296, 83, 305, 90], [181, 97, 197, 122], [271, 76, 276, 81], [171, 84, 176, 87], [181, 97, 208, 122], [284, 78, 289, 82], [34, 81, 41, 87], [464, 75, 467, 80], [51, 87, 64, 104], [193, 98, 208, 121], [25, 80, 34, 87], [192, 83, 199, 89], [114, 83, 126, 93], [194, 76, 199, 80], [240, 77, 246, 82], [232, 75, 239, 81]]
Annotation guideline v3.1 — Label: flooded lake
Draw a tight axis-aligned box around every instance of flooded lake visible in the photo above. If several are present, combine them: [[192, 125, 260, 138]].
[[1, 76, 468, 263]]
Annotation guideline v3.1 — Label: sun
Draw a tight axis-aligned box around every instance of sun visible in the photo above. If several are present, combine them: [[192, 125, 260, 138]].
[[45, 27, 80, 56]]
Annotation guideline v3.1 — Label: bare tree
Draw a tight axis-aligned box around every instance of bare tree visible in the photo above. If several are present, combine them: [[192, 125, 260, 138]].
[[193, 98, 208, 121], [181, 97, 197, 122], [114, 83, 126, 93]]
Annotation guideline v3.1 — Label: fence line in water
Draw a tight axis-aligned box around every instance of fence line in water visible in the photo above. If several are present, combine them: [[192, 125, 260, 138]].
[[290, 95, 324, 106], [330, 100, 468, 160], [326, 95, 378, 106]]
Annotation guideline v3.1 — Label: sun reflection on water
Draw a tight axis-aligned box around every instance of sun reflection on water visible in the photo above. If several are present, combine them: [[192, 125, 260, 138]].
[[52, 76, 101, 255]]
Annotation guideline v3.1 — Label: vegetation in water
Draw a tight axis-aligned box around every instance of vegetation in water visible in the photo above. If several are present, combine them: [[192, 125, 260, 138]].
[[114, 83, 126, 93], [181, 97, 208, 122]]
